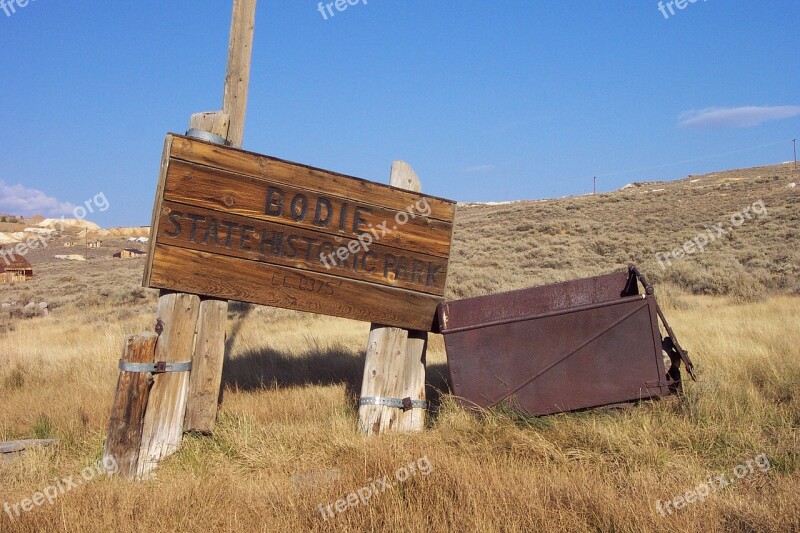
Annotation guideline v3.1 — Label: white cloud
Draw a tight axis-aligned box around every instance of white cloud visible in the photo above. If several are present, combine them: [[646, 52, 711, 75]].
[[0, 181, 75, 216], [462, 164, 496, 173], [678, 105, 800, 129]]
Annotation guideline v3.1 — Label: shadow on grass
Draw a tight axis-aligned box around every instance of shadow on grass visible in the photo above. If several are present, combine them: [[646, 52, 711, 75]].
[[425, 363, 452, 417], [221, 342, 452, 415], [222, 344, 366, 399]]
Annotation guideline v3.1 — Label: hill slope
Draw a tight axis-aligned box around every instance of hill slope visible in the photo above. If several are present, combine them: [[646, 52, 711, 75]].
[[448, 162, 798, 301]]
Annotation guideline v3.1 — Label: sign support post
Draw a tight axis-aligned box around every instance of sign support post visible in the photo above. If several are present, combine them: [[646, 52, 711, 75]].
[[183, 0, 256, 435], [105, 0, 257, 479], [182, 112, 230, 435], [358, 162, 429, 434]]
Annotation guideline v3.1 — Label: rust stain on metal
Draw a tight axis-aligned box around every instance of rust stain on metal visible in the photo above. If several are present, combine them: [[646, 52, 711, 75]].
[[438, 266, 695, 416]]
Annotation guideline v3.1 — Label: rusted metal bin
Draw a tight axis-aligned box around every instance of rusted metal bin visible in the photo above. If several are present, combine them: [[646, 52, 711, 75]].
[[438, 266, 694, 416]]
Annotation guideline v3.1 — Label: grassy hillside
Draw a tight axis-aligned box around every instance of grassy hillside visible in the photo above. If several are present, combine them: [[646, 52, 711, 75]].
[[1, 162, 798, 532], [449, 162, 798, 301]]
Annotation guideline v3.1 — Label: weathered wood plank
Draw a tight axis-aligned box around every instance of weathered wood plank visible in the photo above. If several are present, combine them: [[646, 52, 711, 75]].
[[148, 244, 441, 331], [118, 0, 256, 478], [162, 158, 453, 258], [222, 0, 256, 148], [184, 297, 227, 434], [0, 439, 59, 454], [359, 161, 429, 435], [182, 111, 231, 436], [137, 293, 200, 479], [103, 333, 158, 479], [169, 135, 456, 222], [144, 134, 455, 329], [142, 135, 174, 285], [189, 111, 230, 140], [400, 330, 428, 430], [155, 201, 448, 296]]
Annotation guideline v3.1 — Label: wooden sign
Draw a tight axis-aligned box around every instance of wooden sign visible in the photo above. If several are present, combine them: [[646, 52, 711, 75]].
[[143, 134, 456, 331]]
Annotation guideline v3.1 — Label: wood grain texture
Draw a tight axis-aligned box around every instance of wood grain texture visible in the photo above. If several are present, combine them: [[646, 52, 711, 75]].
[[358, 161, 429, 435], [144, 135, 454, 330], [137, 293, 200, 479], [0, 439, 59, 454], [104, 333, 158, 480], [181, 112, 231, 436], [189, 111, 230, 140], [127, 0, 257, 476], [142, 135, 174, 285], [161, 158, 453, 257], [148, 244, 440, 332], [184, 298, 227, 434], [169, 135, 456, 222], [154, 201, 448, 296], [222, 0, 256, 147]]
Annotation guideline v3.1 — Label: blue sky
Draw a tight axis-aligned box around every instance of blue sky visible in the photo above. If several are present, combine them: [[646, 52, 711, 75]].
[[1, 0, 798, 227]]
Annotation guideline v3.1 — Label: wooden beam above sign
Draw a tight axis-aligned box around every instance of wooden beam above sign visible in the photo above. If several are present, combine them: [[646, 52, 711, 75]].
[[143, 134, 456, 331]]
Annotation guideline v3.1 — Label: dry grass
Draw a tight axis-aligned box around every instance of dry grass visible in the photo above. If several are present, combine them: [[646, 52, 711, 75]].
[[1, 162, 799, 532], [450, 162, 799, 300]]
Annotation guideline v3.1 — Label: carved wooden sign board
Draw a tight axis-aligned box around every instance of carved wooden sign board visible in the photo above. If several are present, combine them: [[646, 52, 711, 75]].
[[143, 134, 456, 331]]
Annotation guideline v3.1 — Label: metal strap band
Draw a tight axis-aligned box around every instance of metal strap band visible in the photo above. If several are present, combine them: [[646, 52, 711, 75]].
[[359, 396, 427, 410], [185, 128, 229, 146], [119, 361, 192, 373]]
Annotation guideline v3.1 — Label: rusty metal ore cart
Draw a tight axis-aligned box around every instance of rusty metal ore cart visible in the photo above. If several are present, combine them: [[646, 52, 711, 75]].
[[437, 266, 695, 416]]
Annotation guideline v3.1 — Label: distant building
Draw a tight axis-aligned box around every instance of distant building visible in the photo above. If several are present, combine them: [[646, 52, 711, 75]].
[[0, 252, 33, 283], [87, 240, 102, 249], [63, 242, 79, 248], [114, 248, 146, 259]]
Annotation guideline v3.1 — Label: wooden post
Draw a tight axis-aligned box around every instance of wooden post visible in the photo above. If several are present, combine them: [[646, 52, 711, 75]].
[[184, 0, 256, 433], [103, 0, 256, 478], [223, 0, 257, 148], [188, 111, 230, 140], [105, 130, 207, 479], [182, 112, 230, 435], [137, 293, 201, 478], [104, 333, 158, 480], [183, 296, 228, 433], [358, 162, 429, 435]]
